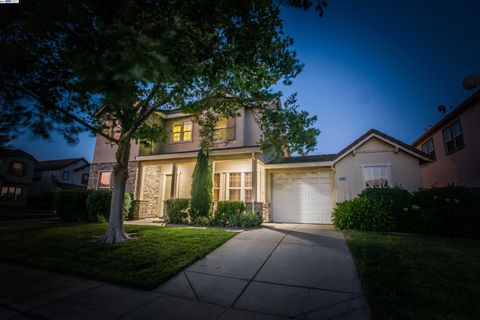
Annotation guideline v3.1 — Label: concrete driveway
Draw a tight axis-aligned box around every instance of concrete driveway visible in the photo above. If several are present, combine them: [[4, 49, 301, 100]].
[[0, 224, 371, 320], [147, 223, 371, 320]]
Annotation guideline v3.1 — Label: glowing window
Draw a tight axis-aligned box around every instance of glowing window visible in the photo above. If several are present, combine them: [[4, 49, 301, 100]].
[[98, 171, 112, 189]]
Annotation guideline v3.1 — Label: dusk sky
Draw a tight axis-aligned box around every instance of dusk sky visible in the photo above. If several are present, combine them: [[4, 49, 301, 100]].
[[13, 0, 480, 162]]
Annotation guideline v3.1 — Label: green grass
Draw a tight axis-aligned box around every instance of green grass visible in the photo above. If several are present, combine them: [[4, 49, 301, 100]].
[[345, 231, 480, 320], [0, 222, 235, 289]]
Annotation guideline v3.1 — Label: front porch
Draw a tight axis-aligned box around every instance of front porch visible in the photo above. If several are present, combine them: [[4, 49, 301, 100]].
[[131, 153, 271, 221]]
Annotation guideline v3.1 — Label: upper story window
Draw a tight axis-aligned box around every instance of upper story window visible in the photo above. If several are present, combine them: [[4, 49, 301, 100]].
[[9, 162, 26, 176], [172, 121, 193, 142], [363, 165, 389, 188], [62, 170, 70, 181], [421, 138, 436, 160], [81, 173, 89, 185], [214, 117, 235, 141], [443, 119, 464, 154], [98, 171, 112, 189]]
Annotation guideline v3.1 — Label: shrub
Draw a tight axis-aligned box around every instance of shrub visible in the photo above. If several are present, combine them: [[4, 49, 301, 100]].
[[190, 150, 212, 219], [214, 201, 246, 226], [333, 196, 394, 231], [165, 198, 190, 224], [192, 215, 211, 226], [86, 190, 132, 223], [55, 189, 91, 222]]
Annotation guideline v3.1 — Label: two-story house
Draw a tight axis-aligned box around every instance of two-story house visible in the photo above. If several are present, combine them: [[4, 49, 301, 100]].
[[30, 158, 90, 197], [413, 91, 480, 187], [0, 148, 37, 207], [89, 105, 429, 223]]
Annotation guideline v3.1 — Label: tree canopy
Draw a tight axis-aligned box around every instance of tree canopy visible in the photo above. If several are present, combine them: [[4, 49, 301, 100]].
[[0, 0, 326, 242]]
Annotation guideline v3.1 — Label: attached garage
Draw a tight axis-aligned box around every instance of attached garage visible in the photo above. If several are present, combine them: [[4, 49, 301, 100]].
[[271, 170, 334, 224]]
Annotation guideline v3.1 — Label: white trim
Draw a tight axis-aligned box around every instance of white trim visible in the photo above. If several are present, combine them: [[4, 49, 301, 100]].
[[136, 147, 261, 161], [265, 161, 333, 169], [333, 133, 430, 165]]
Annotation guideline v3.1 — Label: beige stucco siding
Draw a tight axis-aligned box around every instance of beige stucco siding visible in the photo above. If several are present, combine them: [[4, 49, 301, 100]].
[[92, 135, 139, 163], [335, 138, 422, 202]]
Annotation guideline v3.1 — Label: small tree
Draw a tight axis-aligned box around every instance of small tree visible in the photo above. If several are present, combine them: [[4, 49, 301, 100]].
[[190, 149, 213, 219]]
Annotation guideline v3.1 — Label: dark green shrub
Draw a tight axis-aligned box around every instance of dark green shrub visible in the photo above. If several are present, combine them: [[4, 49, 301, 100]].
[[190, 150, 212, 219], [27, 192, 55, 210], [333, 196, 394, 231], [165, 198, 190, 224], [192, 215, 211, 226], [214, 201, 246, 226], [234, 211, 263, 228], [55, 189, 91, 222], [86, 190, 132, 223]]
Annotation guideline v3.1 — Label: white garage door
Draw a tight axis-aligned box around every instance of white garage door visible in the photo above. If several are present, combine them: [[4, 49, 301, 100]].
[[272, 170, 334, 224]]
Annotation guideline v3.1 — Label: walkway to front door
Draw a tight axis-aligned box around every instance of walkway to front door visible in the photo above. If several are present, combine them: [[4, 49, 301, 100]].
[[151, 223, 371, 319]]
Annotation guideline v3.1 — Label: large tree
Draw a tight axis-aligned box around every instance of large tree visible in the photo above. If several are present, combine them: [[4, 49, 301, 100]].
[[0, 0, 325, 243]]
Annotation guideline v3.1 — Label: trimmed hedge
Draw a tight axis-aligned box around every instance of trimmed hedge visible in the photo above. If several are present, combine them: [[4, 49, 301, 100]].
[[165, 198, 190, 224], [213, 201, 246, 226], [86, 190, 132, 223], [55, 189, 92, 222], [333, 186, 480, 238]]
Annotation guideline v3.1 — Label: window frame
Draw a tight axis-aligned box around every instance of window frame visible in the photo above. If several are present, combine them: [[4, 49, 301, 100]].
[[81, 173, 89, 185], [223, 171, 253, 202], [9, 161, 26, 177], [213, 173, 220, 202], [97, 170, 112, 189], [362, 164, 391, 189], [62, 170, 70, 181], [171, 120, 193, 143], [421, 138, 436, 161], [442, 119, 465, 155]]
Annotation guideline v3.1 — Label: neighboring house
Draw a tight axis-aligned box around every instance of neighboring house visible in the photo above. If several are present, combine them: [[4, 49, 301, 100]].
[[30, 158, 90, 196], [413, 91, 480, 187], [89, 104, 429, 224], [0, 148, 37, 207]]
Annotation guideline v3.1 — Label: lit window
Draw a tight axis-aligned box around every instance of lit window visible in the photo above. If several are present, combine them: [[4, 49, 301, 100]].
[[98, 171, 112, 189], [213, 173, 220, 202], [214, 117, 228, 141], [171, 121, 193, 142], [364, 166, 389, 188], [229, 172, 241, 200], [0, 186, 22, 201], [9, 162, 25, 176], [443, 119, 464, 154], [421, 139, 436, 160], [62, 170, 70, 181]]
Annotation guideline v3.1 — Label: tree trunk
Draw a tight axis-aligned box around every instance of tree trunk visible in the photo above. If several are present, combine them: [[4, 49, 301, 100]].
[[104, 137, 131, 244]]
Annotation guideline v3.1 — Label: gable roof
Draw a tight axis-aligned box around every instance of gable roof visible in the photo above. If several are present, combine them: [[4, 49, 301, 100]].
[[0, 148, 37, 162], [412, 91, 480, 146], [36, 158, 89, 171], [267, 129, 430, 165]]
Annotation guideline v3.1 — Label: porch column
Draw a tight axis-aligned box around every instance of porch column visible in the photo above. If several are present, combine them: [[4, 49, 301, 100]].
[[251, 153, 257, 204], [171, 163, 177, 198]]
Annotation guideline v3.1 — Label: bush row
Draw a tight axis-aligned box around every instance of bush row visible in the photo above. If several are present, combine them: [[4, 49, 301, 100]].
[[333, 186, 480, 238], [164, 199, 262, 228], [55, 189, 132, 222]]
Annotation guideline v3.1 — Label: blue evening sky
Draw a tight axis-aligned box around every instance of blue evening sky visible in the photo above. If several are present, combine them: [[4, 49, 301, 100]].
[[13, 0, 480, 161]]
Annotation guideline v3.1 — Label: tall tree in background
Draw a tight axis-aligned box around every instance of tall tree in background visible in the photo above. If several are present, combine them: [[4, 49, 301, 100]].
[[0, 0, 325, 243]]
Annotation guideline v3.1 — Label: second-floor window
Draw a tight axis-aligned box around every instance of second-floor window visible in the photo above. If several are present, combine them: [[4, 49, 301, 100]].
[[62, 170, 70, 181], [443, 119, 464, 154], [214, 117, 235, 141], [9, 162, 25, 176], [421, 139, 436, 160], [172, 121, 193, 142]]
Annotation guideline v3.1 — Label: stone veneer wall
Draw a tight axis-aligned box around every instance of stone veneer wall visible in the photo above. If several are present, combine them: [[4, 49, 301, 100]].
[[87, 161, 139, 195], [246, 202, 271, 222], [136, 166, 162, 218]]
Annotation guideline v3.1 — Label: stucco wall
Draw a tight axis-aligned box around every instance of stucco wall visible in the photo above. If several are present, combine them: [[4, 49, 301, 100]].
[[335, 138, 423, 202], [414, 101, 480, 187], [92, 136, 139, 164]]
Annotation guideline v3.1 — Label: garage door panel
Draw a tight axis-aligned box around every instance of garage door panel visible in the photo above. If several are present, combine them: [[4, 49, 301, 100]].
[[272, 171, 333, 224]]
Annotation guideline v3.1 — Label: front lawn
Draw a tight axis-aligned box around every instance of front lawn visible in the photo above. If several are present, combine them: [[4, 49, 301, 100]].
[[346, 231, 480, 320], [0, 222, 235, 289]]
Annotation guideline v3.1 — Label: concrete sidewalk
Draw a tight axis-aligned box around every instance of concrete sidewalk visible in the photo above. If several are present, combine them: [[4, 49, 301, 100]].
[[0, 224, 371, 320]]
